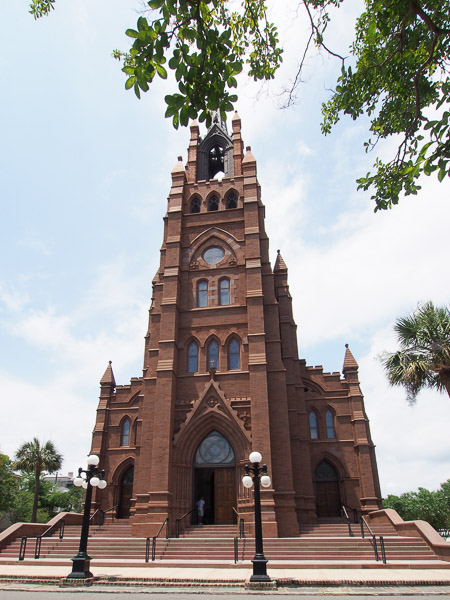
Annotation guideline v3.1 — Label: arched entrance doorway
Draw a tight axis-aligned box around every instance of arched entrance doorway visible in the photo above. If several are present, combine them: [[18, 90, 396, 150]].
[[314, 460, 341, 518], [117, 465, 134, 519], [194, 431, 236, 525]]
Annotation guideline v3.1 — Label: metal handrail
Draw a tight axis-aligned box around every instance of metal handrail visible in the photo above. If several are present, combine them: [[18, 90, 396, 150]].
[[19, 537, 27, 561], [360, 516, 386, 562], [232, 507, 245, 539], [148, 517, 169, 562], [359, 515, 375, 539], [341, 505, 354, 537], [175, 508, 195, 538], [379, 536, 387, 564], [34, 519, 65, 559], [90, 504, 119, 526], [342, 503, 358, 523]]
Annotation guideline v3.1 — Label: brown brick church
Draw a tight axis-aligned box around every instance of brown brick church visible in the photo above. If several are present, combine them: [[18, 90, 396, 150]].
[[90, 113, 382, 538]]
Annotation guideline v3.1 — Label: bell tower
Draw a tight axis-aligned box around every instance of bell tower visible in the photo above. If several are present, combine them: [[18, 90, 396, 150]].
[[91, 113, 382, 538]]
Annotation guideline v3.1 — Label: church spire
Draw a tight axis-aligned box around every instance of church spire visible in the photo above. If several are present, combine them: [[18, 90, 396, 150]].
[[209, 110, 228, 134]]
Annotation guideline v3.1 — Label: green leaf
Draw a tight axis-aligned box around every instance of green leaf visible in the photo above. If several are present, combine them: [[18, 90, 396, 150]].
[[125, 29, 139, 39], [156, 64, 167, 79], [125, 76, 136, 90]]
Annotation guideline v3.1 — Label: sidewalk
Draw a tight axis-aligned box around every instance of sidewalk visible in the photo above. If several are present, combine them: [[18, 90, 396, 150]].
[[1, 564, 450, 590]]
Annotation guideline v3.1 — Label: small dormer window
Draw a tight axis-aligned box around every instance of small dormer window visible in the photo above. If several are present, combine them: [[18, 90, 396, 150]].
[[209, 144, 224, 178]]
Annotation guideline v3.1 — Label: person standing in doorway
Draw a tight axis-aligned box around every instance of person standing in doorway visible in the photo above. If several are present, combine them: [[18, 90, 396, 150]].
[[197, 496, 206, 526]]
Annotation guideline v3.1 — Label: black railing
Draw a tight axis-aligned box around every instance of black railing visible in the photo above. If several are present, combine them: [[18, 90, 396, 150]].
[[341, 505, 354, 537], [175, 508, 195, 538], [19, 537, 27, 561], [34, 519, 65, 559], [232, 507, 245, 539], [379, 536, 387, 564], [360, 516, 387, 563], [90, 504, 119, 527], [342, 503, 358, 523], [146, 517, 169, 562], [234, 537, 239, 563]]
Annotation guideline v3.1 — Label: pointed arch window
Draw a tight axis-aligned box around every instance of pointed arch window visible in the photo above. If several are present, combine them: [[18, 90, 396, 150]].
[[209, 144, 224, 178], [326, 409, 336, 438], [208, 340, 219, 370], [309, 411, 318, 439], [121, 418, 131, 446], [219, 277, 230, 306], [228, 338, 240, 370], [188, 341, 199, 373], [190, 196, 201, 213], [226, 191, 238, 209], [208, 194, 219, 211], [197, 280, 208, 307]]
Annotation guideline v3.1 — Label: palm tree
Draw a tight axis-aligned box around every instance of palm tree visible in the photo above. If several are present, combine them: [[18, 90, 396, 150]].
[[380, 302, 450, 405], [13, 438, 63, 522]]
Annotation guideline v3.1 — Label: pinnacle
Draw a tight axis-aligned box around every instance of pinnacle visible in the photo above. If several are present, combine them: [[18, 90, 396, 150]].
[[100, 360, 116, 387], [274, 249, 288, 271], [343, 344, 359, 371]]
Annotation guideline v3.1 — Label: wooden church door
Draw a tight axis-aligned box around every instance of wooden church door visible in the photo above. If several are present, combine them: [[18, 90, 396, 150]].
[[314, 460, 341, 518], [215, 467, 235, 524], [118, 466, 134, 519], [194, 431, 236, 524]]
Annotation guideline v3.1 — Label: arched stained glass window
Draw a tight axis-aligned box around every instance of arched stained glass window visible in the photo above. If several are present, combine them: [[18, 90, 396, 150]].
[[195, 431, 235, 465], [190, 196, 201, 213], [326, 409, 336, 438], [121, 418, 131, 446], [208, 340, 219, 370], [188, 341, 199, 373], [219, 278, 230, 305], [309, 411, 318, 439], [197, 280, 208, 307], [208, 195, 219, 211], [314, 460, 338, 482], [228, 338, 240, 370], [226, 191, 238, 209]]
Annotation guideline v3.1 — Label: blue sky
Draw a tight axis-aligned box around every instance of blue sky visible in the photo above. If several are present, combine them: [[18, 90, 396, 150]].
[[1, 0, 449, 497]]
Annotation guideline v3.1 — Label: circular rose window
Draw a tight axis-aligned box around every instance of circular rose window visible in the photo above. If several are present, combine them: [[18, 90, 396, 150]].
[[203, 246, 225, 264]]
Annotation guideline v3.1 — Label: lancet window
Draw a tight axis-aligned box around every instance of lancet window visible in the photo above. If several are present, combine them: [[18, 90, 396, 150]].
[[197, 280, 208, 307], [187, 341, 199, 373], [309, 411, 318, 439], [326, 409, 336, 438], [208, 340, 219, 370], [228, 338, 240, 370]]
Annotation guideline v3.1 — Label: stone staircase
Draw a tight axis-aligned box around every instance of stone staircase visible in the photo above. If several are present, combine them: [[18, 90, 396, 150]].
[[0, 521, 448, 569]]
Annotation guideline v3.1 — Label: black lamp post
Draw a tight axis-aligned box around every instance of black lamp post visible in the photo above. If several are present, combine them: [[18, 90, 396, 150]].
[[242, 451, 272, 583], [67, 454, 107, 580]]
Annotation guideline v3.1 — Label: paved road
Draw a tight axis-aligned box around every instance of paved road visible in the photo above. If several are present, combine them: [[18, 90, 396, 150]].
[[1, 588, 450, 599]]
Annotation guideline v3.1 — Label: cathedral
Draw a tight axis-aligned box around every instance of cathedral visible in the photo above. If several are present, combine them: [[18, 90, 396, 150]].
[[90, 113, 382, 538]]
